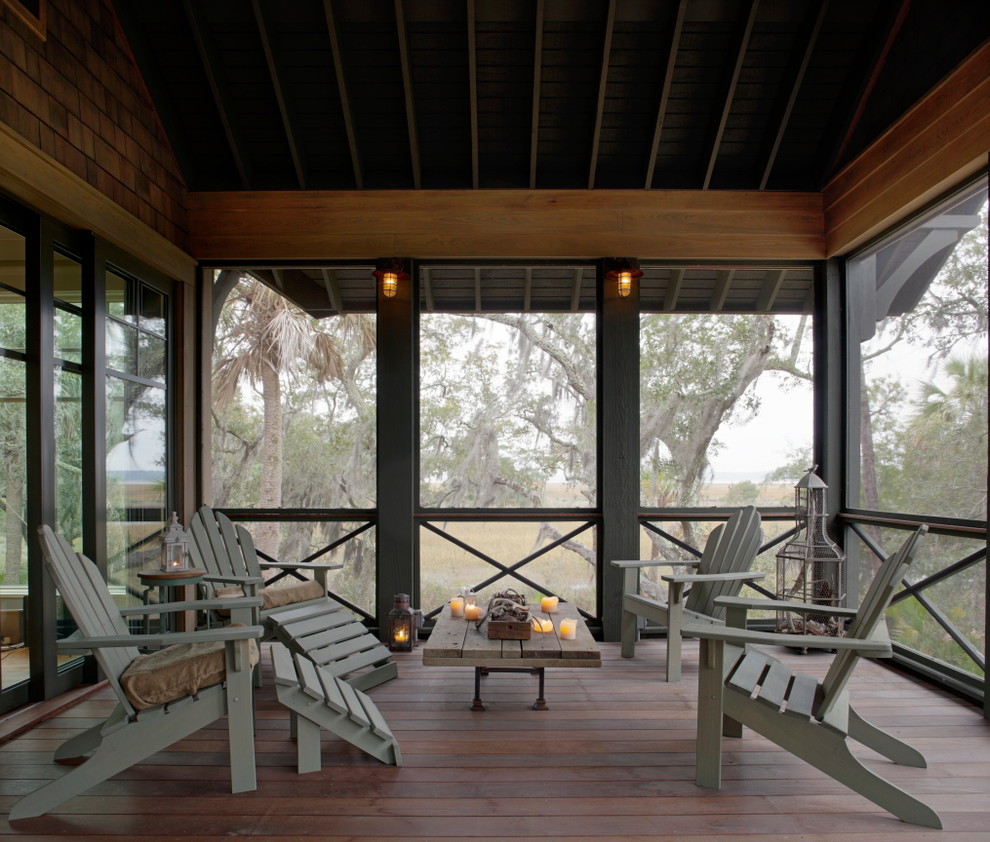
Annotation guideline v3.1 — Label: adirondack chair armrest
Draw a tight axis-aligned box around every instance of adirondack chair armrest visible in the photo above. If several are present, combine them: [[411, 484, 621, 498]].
[[119, 596, 264, 617], [661, 571, 764, 585], [202, 573, 264, 587], [611, 559, 701, 569], [57, 624, 264, 651], [680, 622, 892, 655], [715, 595, 859, 617]]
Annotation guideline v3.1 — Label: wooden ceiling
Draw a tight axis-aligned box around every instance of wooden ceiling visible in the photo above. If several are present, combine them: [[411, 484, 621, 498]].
[[113, 0, 988, 193]]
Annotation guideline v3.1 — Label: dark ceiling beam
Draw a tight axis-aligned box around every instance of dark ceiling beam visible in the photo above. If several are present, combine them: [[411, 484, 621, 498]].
[[818, 0, 910, 185], [644, 0, 686, 189], [112, 2, 198, 187], [529, 0, 545, 189], [182, 0, 253, 189], [321, 268, 343, 312], [755, 269, 785, 312], [758, 0, 828, 190], [322, 0, 363, 189], [394, 0, 422, 189], [467, 0, 479, 189], [587, 0, 617, 189], [702, 0, 760, 189], [663, 268, 684, 311], [710, 269, 734, 311], [252, 0, 307, 189], [569, 268, 582, 311], [524, 267, 532, 311], [423, 267, 435, 311], [473, 268, 481, 311]]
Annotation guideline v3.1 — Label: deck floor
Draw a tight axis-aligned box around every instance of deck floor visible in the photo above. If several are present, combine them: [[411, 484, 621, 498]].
[[1, 639, 988, 840]]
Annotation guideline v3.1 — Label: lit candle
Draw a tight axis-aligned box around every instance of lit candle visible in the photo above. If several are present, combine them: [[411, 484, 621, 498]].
[[559, 618, 577, 640], [540, 595, 559, 613], [464, 603, 482, 621], [531, 617, 553, 633], [394, 628, 409, 643], [450, 597, 465, 617]]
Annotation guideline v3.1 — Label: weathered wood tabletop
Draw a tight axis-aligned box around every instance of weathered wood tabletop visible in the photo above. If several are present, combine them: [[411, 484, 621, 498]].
[[422, 600, 600, 709]]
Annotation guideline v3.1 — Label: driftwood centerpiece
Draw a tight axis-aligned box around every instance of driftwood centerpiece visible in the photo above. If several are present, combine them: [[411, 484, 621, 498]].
[[478, 589, 532, 640]]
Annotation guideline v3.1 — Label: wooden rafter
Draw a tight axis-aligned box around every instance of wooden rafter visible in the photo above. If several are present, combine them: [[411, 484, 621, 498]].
[[703, 0, 760, 189], [394, 0, 421, 189], [529, 0, 545, 189], [423, 267, 435, 311], [322, 0, 363, 189], [645, 0, 686, 189], [467, 0, 479, 189], [182, 0, 252, 188], [252, 0, 307, 189], [710, 269, 734, 311], [759, 0, 828, 190], [320, 268, 343, 312], [569, 268, 582, 311], [755, 269, 786, 312], [664, 268, 684, 311], [587, 0, 617, 190], [473, 267, 481, 311], [523, 267, 533, 311]]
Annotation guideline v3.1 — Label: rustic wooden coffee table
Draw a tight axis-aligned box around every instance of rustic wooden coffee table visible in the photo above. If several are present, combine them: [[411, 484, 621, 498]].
[[422, 600, 601, 710]]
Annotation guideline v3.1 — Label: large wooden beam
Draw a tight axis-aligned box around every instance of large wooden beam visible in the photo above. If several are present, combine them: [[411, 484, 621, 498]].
[[824, 41, 990, 257], [0, 124, 196, 283], [186, 189, 824, 260]]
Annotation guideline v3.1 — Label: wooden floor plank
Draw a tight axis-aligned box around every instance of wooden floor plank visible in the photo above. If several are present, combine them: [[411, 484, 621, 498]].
[[0, 639, 987, 839]]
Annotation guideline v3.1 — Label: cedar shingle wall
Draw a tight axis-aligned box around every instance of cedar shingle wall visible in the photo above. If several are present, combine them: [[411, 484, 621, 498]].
[[0, 0, 187, 248]]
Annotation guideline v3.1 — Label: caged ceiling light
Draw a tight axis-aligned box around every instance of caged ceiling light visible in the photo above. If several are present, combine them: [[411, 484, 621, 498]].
[[605, 258, 643, 298], [373, 258, 410, 299]]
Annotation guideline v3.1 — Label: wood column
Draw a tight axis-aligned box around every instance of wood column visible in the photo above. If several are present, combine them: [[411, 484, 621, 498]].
[[598, 261, 641, 641], [375, 260, 418, 629]]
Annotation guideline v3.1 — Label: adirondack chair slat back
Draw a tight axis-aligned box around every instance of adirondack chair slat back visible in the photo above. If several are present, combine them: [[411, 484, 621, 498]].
[[38, 525, 139, 699], [815, 525, 927, 720], [190, 506, 260, 595], [686, 506, 762, 618]]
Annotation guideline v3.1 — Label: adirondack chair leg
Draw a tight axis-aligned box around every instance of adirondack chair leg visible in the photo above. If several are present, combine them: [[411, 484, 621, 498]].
[[695, 638, 725, 789], [294, 714, 322, 774], [848, 706, 927, 768], [225, 640, 258, 793], [619, 608, 638, 658], [665, 584, 685, 682]]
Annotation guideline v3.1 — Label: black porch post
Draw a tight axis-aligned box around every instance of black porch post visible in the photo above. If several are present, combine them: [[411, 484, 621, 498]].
[[375, 259, 418, 630], [598, 260, 641, 641]]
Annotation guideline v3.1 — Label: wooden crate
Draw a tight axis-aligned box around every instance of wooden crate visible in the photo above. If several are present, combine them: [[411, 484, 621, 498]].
[[487, 618, 531, 640]]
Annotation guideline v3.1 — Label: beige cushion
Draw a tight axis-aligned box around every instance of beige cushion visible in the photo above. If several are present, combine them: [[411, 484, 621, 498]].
[[214, 578, 324, 617], [120, 633, 260, 711]]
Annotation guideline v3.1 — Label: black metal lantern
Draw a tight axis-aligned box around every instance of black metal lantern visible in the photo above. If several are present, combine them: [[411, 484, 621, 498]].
[[386, 593, 415, 652], [775, 467, 846, 636], [159, 512, 191, 572]]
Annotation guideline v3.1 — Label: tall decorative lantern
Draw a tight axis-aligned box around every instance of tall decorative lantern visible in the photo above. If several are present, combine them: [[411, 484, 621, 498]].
[[775, 467, 846, 636], [385, 593, 415, 652], [159, 512, 191, 571]]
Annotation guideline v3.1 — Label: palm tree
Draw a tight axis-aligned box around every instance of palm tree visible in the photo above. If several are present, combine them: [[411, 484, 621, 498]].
[[212, 276, 374, 558]]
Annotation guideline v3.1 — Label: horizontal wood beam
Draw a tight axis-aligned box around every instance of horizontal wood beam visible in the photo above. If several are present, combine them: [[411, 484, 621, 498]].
[[824, 41, 990, 257], [0, 124, 196, 283], [187, 189, 824, 261]]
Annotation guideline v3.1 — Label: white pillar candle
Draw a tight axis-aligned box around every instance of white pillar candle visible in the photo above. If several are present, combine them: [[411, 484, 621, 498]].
[[464, 603, 482, 621], [450, 597, 465, 617], [540, 595, 559, 613], [559, 618, 577, 640], [531, 617, 553, 633]]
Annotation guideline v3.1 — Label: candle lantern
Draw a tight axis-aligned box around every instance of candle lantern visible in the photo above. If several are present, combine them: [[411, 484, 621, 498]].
[[386, 593, 415, 652], [775, 467, 846, 636], [461, 588, 477, 611], [159, 512, 191, 571]]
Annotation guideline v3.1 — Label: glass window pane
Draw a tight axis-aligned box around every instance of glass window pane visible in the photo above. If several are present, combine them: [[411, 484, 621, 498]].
[[55, 368, 84, 545], [106, 319, 137, 375], [53, 251, 82, 306], [106, 377, 166, 600], [0, 225, 26, 293], [54, 307, 82, 363], [419, 313, 597, 508], [106, 270, 136, 324], [852, 182, 988, 519], [138, 332, 166, 383], [140, 287, 166, 337], [0, 355, 27, 690], [639, 313, 813, 508]]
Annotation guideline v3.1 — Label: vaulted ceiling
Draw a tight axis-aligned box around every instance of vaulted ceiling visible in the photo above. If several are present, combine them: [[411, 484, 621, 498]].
[[113, 0, 988, 194]]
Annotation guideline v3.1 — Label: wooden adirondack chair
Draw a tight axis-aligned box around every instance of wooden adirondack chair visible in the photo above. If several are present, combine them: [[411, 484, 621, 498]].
[[611, 505, 763, 681], [11, 526, 264, 820], [689, 525, 940, 828], [190, 506, 397, 691]]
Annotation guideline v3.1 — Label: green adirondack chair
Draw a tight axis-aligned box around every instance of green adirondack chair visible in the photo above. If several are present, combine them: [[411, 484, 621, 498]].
[[689, 525, 940, 828], [11, 525, 264, 820], [611, 505, 764, 681]]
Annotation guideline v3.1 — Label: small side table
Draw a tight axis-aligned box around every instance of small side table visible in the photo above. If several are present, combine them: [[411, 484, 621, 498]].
[[138, 568, 206, 633]]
